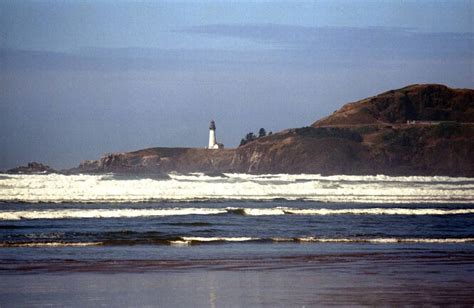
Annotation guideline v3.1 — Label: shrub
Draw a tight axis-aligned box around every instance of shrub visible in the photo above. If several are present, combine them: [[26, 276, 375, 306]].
[[434, 122, 461, 138], [295, 127, 363, 142]]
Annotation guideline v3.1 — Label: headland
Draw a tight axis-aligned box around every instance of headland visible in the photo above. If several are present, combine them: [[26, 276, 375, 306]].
[[6, 84, 474, 176]]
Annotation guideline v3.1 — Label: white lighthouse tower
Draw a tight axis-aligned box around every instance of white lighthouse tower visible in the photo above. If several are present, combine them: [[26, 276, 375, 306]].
[[208, 120, 224, 149]]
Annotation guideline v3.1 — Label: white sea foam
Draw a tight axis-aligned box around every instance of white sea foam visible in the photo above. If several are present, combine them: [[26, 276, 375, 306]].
[[1, 238, 473, 247], [1, 173, 473, 203], [228, 207, 474, 216], [1, 207, 472, 220], [181, 237, 257, 242], [0, 208, 226, 220], [282, 208, 474, 216], [171, 236, 269, 245], [223, 173, 474, 183], [164, 236, 474, 244], [293, 237, 474, 243], [237, 208, 287, 216], [0, 242, 102, 247]]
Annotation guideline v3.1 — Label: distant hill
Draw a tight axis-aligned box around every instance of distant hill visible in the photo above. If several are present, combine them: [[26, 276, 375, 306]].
[[313, 84, 474, 126], [10, 84, 471, 177]]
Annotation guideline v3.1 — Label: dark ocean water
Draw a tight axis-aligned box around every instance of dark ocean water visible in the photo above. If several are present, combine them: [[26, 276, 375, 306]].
[[1, 173, 473, 306]]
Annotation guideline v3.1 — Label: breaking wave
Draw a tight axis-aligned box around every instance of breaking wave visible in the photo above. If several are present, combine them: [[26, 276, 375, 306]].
[[1, 173, 473, 204], [0, 242, 101, 248], [2, 237, 473, 248], [1, 207, 473, 220], [178, 237, 474, 245]]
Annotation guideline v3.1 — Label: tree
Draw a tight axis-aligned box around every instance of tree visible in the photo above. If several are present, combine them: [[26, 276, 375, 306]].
[[239, 132, 256, 147], [239, 130, 268, 147], [245, 132, 256, 141]]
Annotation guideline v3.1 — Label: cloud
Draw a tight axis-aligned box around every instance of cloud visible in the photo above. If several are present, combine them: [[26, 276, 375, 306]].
[[182, 23, 474, 59], [2, 24, 472, 74]]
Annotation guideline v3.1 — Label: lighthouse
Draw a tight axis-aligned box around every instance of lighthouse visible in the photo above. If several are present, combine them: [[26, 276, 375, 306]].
[[208, 120, 224, 149]]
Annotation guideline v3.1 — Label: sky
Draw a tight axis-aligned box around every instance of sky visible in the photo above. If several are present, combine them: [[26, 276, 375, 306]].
[[1, 0, 473, 170]]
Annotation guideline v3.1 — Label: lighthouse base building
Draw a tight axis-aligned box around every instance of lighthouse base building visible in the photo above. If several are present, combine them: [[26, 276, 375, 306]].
[[208, 120, 224, 149]]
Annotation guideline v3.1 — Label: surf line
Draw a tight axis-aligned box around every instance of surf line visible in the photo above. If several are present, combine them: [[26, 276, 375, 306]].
[[1, 207, 474, 220]]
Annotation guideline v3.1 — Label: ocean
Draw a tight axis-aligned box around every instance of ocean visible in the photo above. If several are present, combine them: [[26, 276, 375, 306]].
[[1, 173, 473, 306]]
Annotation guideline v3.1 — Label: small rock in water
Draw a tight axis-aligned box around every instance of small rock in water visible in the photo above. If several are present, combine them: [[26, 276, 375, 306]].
[[6, 162, 57, 174]]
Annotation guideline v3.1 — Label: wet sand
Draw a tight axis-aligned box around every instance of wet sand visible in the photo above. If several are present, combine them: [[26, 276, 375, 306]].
[[1, 271, 472, 306], [1, 251, 473, 307]]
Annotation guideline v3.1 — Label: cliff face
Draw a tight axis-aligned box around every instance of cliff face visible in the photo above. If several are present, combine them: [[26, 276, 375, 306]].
[[71, 84, 474, 176], [71, 148, 236, 174], [232, 124, 474, 176]]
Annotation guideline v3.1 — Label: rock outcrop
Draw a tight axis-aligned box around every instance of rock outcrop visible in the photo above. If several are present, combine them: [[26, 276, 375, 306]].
[[6, 162, 57, 174], [69, 148, 236, 174]]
